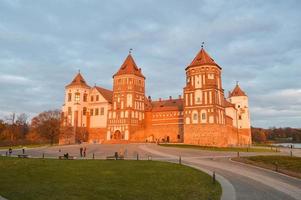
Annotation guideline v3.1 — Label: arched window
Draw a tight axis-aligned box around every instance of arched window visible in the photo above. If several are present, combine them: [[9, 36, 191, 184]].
[[75, 92, 80, 103], [83, 107, 87, 115], [83, 94, 87, 102], [68, 93, 72, 102]]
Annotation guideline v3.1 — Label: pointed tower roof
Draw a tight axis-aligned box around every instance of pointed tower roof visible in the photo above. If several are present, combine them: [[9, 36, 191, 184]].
[[113, 54, 145, 78], [229, 84, 247, 97], [186, 47, 221, 70], [66, 72, 90, 88]]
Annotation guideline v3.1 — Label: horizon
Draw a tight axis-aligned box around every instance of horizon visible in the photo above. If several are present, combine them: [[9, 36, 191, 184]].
[[0, 0, 301, 128]]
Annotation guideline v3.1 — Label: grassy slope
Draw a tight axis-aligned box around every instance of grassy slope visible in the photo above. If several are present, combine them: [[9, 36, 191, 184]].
[[233, 156, 301, 178], [159, 143, 275, 152], [0, 157, 221, 200]]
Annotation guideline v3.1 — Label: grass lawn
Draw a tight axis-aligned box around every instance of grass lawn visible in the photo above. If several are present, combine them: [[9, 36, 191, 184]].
[[159, 143, 276, 152], [0, 157, 221, 200], [233, 155, 301, 178]]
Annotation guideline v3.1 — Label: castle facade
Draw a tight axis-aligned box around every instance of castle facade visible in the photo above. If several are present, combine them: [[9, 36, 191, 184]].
[[60, 47, 251, 147]]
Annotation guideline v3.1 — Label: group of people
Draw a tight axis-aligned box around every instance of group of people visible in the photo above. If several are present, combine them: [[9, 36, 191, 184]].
[[80, 147, 87, 157]]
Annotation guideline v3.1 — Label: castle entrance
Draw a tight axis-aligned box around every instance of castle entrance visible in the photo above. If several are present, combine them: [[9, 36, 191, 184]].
[[112, 130, 122, 140]]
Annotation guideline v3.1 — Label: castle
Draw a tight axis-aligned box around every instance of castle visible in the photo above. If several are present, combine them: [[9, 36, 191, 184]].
[[60, 47, 251, 147]]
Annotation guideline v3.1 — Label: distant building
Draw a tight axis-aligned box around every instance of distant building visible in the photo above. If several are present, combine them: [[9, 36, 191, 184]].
[[60, 47, 251, 146]]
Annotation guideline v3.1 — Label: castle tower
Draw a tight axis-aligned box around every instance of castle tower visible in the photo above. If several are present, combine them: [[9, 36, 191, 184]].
[[183, 47, 227, 146], [228, 83, 251, 145], [107, 53, 145, 141], [60, 72, 91, 144]]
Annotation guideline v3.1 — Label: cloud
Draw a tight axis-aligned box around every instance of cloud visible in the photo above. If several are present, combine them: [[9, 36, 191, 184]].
[[0, 0, 300, 128]]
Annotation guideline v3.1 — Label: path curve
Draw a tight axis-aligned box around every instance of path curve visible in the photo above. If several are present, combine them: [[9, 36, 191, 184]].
[[139, 144, 236, 200]]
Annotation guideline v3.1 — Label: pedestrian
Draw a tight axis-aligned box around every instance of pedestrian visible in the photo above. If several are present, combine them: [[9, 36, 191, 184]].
[[22, 148, 25, 155], [83, 147, 86, 157], [8, 148, 12, 156], [80, 147, 83, 157]]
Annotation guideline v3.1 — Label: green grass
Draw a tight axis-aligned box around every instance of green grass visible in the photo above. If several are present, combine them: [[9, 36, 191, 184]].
[[159, 143, 275, 152], [233, 156, 301, 178], [0, 157, 221, 200]]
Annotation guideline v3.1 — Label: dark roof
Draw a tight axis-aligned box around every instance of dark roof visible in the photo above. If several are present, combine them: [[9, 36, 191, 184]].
[[186, 48, 221, 70], [95, 86, 113, 103], [151, 98, 183, 112], [66, 72, 90, 88], [229, 84, 247, 97], [113, 54, 145, 78]]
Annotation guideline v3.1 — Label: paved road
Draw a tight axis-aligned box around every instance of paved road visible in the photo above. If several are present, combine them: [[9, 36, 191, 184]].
[[1, 143, 301, 200]]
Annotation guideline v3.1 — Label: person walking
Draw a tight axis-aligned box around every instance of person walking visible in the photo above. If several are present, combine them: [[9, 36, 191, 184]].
[[8, 148, 12, 156], [80, 147, 83, 157], [22, 148, 25, 155], [83, 147, 87, 157]]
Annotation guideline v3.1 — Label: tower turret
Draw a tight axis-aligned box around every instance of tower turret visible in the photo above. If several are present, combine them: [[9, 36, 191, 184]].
[[183, 47, 227, 146], [107, 53, 145, 141]]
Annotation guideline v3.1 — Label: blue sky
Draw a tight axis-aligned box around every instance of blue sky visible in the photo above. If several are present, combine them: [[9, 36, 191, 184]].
[[0, 0, 300, 128]]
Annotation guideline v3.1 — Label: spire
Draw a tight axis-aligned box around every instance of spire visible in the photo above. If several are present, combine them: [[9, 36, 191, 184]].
[[66, 72, 90, 88], [229, 83, 247, 97], [113, 53, 145, 78], [186, 47, 221, 70]]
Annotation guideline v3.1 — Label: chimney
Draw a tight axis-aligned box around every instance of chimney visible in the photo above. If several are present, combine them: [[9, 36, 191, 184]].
[[178, 95, 182, 99], [169, 96, 172, 100]]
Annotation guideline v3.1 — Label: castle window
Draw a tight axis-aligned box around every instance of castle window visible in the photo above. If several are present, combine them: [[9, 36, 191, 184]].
[[239, 115, 242, 120], [96, 95, 99, 101], [197, 97, 201, 102], [202, 113, 206, 120], [95, 108, 99, 115], [208, 74, 214, 79], [100, 107, 104, 115], [68, 107, 72, 115], [91, 95, 94, 102], [238, 105, 240, 108], [90, 109, 94, 116], [75, 92, 80, 103], [83, 94, 87, 102], [68, 93, 72, 102], [83, 107, 87, 115], [193, 113, 198, 120], [177, 134, 181, 139]]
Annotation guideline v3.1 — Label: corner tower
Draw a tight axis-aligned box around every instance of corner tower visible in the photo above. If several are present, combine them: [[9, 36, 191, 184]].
[[107, 53, 145, 141], [60, 72, 91, 144], [228, 84, 251, 145], [183, 47, 227, 146]]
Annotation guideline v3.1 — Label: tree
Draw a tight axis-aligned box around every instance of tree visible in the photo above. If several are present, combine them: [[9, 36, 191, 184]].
[[31, 110, 61, 145]]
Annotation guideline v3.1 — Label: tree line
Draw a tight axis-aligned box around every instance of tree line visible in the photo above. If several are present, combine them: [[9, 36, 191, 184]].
[[0, 110, 61, 147], [252, 127, 301, 143]]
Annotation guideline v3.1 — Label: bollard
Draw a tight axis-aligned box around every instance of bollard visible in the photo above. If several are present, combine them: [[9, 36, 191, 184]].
[[136, 153, 139, 161], [42, 153, 44, 159], [212, 171, 216, 184], [93, 153, 95, 159], [237, 152, 240, 158], [290, 150, 293, 157], [275, 162, 278, 172], [179, 156, 181, 165]]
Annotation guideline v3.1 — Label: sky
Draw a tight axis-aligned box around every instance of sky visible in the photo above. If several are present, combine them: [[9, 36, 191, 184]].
[[0, 0, 300, 128]]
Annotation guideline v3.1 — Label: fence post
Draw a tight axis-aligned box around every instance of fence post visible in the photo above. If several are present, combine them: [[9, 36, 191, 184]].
[[42, 153, 44, 159], [212, 171, 216, 184], [275, 161, 278, 172], [136, 153, 139, 161], [290, 150, 293, 157], [93, 153, 95, 159], [179, 156, 181, 165], [237, 152, 240, 158]]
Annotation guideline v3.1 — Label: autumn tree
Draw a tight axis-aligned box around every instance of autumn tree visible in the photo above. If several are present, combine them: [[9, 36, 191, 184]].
[[31, 110, 61, 145]]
